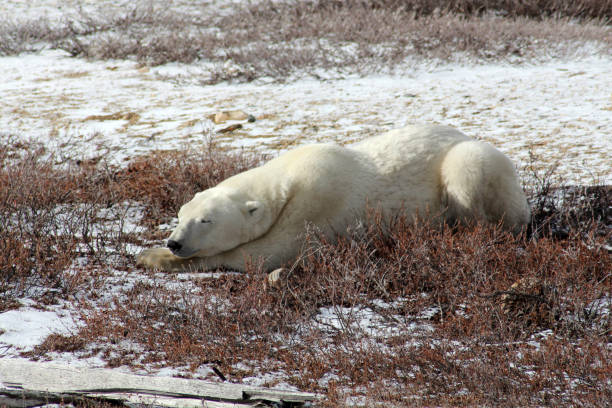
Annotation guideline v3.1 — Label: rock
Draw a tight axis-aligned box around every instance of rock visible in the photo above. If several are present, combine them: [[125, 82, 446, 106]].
[[218, 124, 242, 133], [208, 110, 249, 124], [500, 276, 558, 328]]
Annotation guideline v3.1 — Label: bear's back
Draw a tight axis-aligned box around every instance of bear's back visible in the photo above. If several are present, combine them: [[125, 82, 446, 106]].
[[352, 124, 470, 175], [271, 143, 377, 202]]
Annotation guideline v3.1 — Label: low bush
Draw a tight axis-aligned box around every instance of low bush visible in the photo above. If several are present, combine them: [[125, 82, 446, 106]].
[[318, 0, 612, 20], [0, 141, 89, 305], [71, 203, 610, 406], [3, 137, 609, 406], [0, 137, 263, 310], [1, 1, 610, 82]]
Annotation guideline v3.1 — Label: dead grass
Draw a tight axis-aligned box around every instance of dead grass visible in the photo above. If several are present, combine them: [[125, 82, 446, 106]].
[[2, 137, 609, 406], [69, 210, 609, 406], [0, 133, 612, 407], [0, 136, 263, 310], [1, 1, 610, 82], [325, 0, 612, 20], [0, 140, 90, 307]]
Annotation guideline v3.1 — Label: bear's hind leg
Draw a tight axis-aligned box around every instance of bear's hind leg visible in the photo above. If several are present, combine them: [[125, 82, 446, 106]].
[[440, 140, 530, 232]]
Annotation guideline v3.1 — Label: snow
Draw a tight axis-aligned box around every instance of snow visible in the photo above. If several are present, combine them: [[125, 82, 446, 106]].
[[0, 306, 75, 352], [2, 46, 611, 380], [1, 1, 611, 397], [2, 0, 239, 23], [315, 305, 403, 337], [1, 50, 611, 183], [314, 298, 435, 339]]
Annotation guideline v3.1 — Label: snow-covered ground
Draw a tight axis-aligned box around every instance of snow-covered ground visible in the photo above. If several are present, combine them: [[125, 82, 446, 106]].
[[2, 49, 612, 377], [3, 0, 237, 21], [1, 1, 611, 401], [0, 304, 74, 351], [2, 49, 611, 183]]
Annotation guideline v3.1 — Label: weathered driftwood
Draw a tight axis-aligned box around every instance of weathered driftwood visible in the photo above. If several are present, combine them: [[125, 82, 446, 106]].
[[0, 359, 318, 407]]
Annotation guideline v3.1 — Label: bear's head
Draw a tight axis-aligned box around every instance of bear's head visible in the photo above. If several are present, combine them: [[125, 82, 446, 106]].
[[166, 187, 264, 258]]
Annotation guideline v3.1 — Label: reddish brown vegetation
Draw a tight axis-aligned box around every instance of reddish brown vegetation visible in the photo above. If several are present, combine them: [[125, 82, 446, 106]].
[[1, 1, 611, 80], [0, 143, 88, 303], [1, 136, 609, 406], [69, 214, 610, 406], [0, 138, 262, 308], [324, 0, 612, 20]]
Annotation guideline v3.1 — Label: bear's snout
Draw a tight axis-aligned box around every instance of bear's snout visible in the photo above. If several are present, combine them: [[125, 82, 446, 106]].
[[167, 239, 182, 253]]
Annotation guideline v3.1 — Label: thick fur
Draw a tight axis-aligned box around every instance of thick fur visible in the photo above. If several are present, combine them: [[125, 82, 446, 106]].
[[137, 125, 530, 272]]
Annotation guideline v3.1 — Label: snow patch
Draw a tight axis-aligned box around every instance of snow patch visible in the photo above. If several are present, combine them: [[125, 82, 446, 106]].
[[1, 50, 611, 183], [0, 307, 75, 352]]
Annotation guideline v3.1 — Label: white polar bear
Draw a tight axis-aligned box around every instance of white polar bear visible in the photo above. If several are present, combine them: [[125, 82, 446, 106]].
[[137, 125, 530, 272]]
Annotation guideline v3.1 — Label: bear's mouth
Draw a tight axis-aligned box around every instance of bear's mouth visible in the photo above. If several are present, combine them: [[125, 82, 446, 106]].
[[172, 251, 196, 259], [167, 240, 199, 258], [171, 248, 199, 258]]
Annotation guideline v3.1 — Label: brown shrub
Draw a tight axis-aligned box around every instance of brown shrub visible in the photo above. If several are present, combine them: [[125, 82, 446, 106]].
[[108, 146, 264, 227], [2, 1, 610, 81], [2, 137, 609, 406], [74, 206, 610, 405], [0, 136, 263, 309], [0, 142, 87, 307], [27, 333, 87, 358], [319, 0, 612, 20]]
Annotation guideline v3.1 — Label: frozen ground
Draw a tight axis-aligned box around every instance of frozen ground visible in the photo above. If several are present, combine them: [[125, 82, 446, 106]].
[[1, 48, 611, 380], [0, 304, 74, 350], [3, 0, 239, 21], [1, 49, 611, 184], [1, 1, 611, 401]]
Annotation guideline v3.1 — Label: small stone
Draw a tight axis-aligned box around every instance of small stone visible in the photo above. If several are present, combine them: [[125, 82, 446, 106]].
[[247, 114, 256, 123], [500, 276, 557, 328], [218, 124, 242, 133], [209, 110, 249, 124]]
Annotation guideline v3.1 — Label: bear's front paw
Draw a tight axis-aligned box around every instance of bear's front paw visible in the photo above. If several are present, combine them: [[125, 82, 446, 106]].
[[136, 247, 180, 271]]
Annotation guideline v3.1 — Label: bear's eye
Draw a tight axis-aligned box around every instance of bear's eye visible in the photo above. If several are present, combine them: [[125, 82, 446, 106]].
[[200, 219, 212, 224]]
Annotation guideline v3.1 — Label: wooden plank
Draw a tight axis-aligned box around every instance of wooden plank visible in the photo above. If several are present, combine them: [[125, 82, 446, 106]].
[[0, 391, 250, 408], [0, 359, 318, 407], [86, 393, 247, 408]]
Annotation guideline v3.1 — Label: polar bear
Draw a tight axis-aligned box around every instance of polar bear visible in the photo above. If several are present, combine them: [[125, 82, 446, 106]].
[[137, 125, 530, 272]]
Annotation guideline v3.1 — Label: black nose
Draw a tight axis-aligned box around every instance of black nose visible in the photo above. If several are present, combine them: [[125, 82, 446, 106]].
[[167, 239, 182, 252]]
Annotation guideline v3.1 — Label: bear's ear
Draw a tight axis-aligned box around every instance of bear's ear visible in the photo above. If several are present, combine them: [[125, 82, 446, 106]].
[[244, 200, 261, 217]]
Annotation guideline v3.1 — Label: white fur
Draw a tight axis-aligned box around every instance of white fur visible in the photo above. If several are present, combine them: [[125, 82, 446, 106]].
[[137, 125, 530, 272]]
